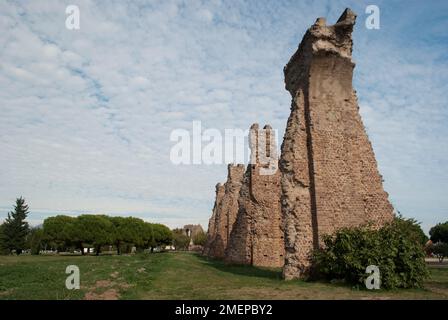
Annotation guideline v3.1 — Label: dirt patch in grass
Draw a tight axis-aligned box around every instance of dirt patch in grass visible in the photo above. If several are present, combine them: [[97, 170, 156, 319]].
[[84, 280, 118, 300], [0, 289, 14, 297], [84, 288, 119, 300], [95, 280, 113, 288], [425, 284, 448, 298], [83, 278, 133, 300], [120, 281, 133, 288]]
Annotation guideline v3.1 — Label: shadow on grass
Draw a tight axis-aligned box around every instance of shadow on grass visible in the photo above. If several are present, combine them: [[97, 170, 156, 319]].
[[194, 253, 283, 280]]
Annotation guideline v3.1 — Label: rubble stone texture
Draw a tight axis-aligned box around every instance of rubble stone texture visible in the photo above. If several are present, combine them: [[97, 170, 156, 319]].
[[204, 164, 245, 258], [203, 183, 225, 256], [280, 9, 394, 280], [225, 124, 284, 268]]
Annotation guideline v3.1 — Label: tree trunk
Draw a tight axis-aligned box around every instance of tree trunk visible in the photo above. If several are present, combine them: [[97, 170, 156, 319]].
[[95, 245, 101, 256], [116, 241, 121, 255]]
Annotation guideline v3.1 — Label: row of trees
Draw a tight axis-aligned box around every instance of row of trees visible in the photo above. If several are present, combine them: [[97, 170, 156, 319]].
[[39, 215, 173, 255], [0, 197, 176, 255]]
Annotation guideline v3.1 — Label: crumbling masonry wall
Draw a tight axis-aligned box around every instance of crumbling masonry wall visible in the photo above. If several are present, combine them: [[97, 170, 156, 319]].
[[225, 124, 284, 268], [204, 164, 245, 259], [280, 9, 394, 280], [203, 183, 225, 256]]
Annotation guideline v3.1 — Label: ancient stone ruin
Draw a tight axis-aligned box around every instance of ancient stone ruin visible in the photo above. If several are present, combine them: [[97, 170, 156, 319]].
[[182, 224, 205, 251], [204, 8, 394, 279], [225, 124, 284, 268], [280, 8, 394, 279], [203, 183, 225, 256], [182, 224, 204, 242], [203, 164, 245, 258]]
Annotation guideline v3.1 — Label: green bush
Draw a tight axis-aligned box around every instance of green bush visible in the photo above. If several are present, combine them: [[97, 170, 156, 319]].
[[313, 217, 429, 289]]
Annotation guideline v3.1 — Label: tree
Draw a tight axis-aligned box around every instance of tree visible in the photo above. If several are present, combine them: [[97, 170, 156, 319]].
[[142, 223, 173, 252], [172, 228, 190, 251], [109, 216, 127, 254], [0, 224, 8, 255], [26, 227, 45, 255], [109, 216, 146, 254], [74, 215, 114, 256], [432, 242, 448, 263], [152, 224, 173, 249], [43, 215, 76, 252], [143, 223, 157, 252], [429, 221, 448, 244], [0, 197, 30, 254], [193, 230, 207, 246]]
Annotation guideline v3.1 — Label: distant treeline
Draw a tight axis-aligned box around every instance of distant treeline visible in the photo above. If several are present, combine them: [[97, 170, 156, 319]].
[[34, 214, 173, 255], [0, 198, 207, 255]]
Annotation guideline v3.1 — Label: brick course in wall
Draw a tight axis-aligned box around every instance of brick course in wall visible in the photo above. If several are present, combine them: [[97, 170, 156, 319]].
[[203, 164, 245, 259], [203, 183, 225, 256]]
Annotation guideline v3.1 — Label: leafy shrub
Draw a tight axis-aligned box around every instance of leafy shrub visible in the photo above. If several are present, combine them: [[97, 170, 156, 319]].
[[393, 214, 428, 246], [313, 217, 429, 289]]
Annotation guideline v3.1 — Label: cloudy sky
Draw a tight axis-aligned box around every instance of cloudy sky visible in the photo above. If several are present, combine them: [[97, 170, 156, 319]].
[[0, 0, 447, 233]]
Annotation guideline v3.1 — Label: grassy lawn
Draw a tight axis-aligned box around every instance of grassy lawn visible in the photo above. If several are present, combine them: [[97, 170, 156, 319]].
[[0, 252, 447, 300]]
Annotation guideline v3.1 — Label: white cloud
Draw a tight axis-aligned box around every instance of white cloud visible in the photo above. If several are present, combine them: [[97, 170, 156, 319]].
[[0, 0, 447, 233]]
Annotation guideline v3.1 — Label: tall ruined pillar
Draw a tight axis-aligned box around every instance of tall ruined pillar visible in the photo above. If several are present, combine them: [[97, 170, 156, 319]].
[[208, 164, 245, 259], [225, 124, 284, 268], [280, 8, 394, 280], [221, 164, 245, 249]]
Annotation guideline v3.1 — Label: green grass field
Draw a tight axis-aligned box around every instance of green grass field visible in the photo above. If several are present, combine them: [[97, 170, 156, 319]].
[[0, 252, 447, 300]]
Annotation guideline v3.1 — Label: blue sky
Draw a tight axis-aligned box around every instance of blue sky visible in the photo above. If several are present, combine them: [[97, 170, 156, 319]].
[[0, 0, 447, 233]]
